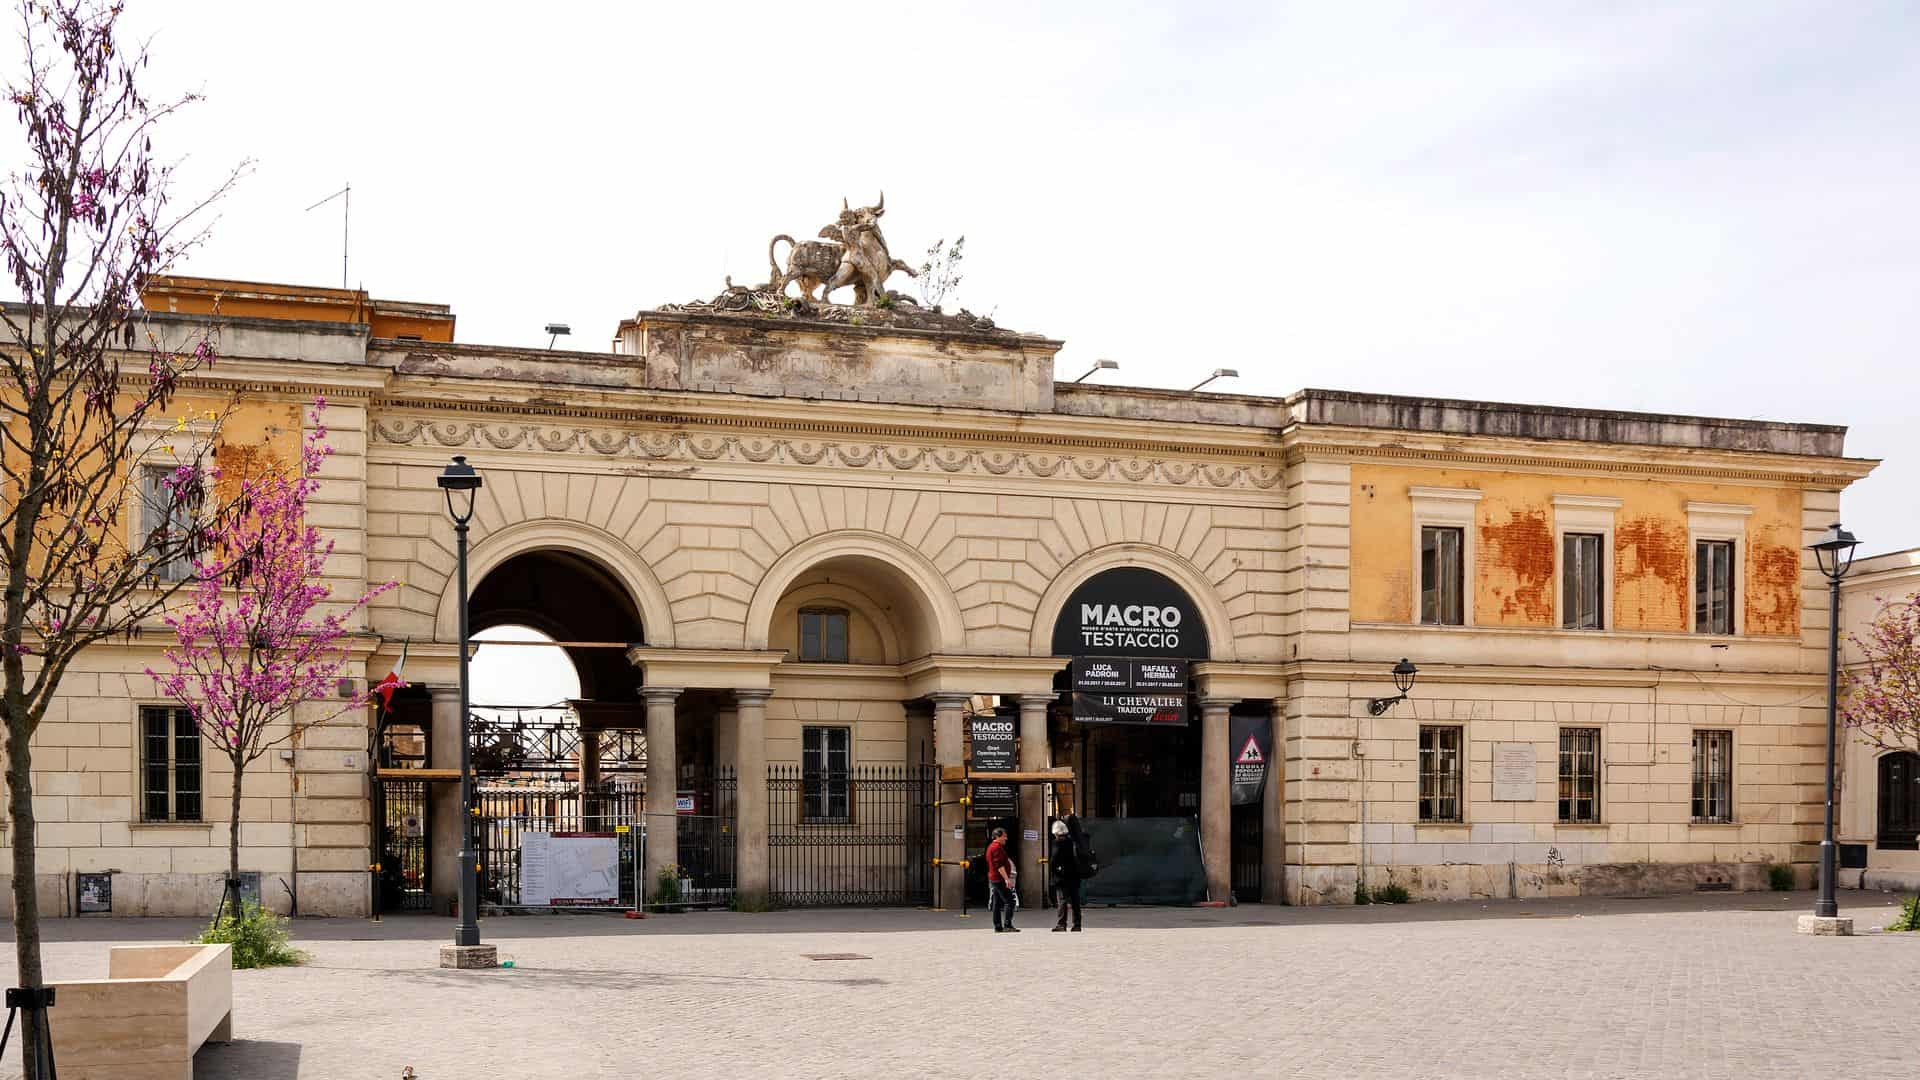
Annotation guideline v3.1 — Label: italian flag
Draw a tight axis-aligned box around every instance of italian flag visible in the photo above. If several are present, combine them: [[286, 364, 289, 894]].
[[373, 638, 409, 713]]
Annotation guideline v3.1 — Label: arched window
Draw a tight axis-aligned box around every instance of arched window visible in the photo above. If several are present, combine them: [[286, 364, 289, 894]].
[[1880, 751, 1920, 851]]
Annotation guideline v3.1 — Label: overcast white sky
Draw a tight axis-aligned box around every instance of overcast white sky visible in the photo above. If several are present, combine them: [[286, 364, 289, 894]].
[[120, 1, 1919, 551]]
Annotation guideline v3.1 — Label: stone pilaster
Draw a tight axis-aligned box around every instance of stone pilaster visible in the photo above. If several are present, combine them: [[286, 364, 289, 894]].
[[733, 689, 771, 898], [1199, 697, 1234, 902], [1016, 693, 1053, 906], [426, 685, 464, 915], [931, 692, 970, 910], [1283, 677, 1359, 904], [641, 687, 682, 893]]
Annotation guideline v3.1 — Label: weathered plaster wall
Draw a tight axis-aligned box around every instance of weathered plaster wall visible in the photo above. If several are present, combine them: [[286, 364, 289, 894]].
[[1348, 465, 1803, 635]]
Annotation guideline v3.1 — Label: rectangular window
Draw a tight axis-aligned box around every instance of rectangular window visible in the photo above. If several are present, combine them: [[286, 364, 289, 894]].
[[137, 465, 193, 582], [141, 705, 201, 822], [1691, 730, 1733, 823], [1420, 526, 1465, 626], [797, 609, 849, 663], [801, 725, 852, 822], [1418, 725, 1463, 823], [1558, 728, 1600, 823], [1695, 540, 1735, 634], [1562, 533, 1605, 630]]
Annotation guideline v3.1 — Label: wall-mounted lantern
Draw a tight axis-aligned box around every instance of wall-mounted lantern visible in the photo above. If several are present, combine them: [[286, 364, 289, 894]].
[[1366, 658, 1418, 717]]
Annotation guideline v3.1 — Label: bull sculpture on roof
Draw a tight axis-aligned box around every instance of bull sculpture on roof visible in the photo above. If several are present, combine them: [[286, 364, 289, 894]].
[[767, 193, 917, 306]]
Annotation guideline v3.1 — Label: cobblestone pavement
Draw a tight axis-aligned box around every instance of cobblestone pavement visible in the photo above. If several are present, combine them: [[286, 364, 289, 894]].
[[4, 890, 1917, 1079]]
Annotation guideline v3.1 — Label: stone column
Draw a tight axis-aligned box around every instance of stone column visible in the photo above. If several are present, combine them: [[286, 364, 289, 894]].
[[579, 730, 601, 831], [426, 686, 464, 916], [641, 687, 682, 895], [1016, 694, 1053, 907], [733, 689, 771, 898], [1199, 697, 1234, 903], [1263, 697, 1287, 904], [931, 692, 970, 910]]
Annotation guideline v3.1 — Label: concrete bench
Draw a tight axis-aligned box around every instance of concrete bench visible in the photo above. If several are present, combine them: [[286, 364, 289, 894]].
[[49, 943, 233, 1079]]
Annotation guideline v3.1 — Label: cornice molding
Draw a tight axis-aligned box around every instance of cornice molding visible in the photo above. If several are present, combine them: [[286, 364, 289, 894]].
[[1285, 431, 1874, 489]]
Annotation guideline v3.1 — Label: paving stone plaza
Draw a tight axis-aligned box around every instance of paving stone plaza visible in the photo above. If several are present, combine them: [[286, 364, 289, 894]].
[[6, 892, 1916, 1079]]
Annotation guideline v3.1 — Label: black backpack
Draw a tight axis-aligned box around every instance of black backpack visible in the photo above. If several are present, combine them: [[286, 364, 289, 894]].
[[1075, 836, 1100, 879]]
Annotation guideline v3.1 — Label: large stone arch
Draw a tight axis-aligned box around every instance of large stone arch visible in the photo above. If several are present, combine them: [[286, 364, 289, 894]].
[[1027, 542, 1240, 661], [433, 517, 676, 647], [745, 529, 967, 657]]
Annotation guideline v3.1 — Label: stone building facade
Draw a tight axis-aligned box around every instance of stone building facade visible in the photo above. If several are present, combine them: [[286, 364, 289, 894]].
[[2, 275, 1880, 915], [1838, 547, 1920, 892]]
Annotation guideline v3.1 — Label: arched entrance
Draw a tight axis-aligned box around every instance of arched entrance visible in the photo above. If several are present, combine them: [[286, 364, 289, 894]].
[[408, 545, 682, 913], [1045, 565, 1220, 904]]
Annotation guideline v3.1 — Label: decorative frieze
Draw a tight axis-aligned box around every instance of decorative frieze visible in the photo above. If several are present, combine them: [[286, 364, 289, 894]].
[[371, 418, 1285, 490]]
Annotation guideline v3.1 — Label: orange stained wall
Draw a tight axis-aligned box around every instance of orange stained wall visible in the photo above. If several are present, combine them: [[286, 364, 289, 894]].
[[1348, 463, 1804, 636]]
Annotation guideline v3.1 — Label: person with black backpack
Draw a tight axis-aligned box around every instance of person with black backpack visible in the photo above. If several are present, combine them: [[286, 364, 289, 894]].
[[1050, 814, 1095, 931]]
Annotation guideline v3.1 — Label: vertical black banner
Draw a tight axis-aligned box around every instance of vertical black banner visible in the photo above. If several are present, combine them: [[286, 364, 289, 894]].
[[1229, 713, 1270, 806]]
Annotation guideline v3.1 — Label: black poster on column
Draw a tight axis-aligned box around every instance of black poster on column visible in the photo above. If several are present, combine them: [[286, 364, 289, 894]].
[[968, 715, 1019, 819], [1229, 713, 1270, 806]]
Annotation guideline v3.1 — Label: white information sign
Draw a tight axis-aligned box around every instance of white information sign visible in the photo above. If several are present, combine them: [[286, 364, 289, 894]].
[[1492, 742, 1538, 802], [518, 831, 620, 906]]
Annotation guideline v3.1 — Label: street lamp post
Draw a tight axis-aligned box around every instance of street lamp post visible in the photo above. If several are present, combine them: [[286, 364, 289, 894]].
[[1806, 521, 1860, 932], [437, 455, 491, 963]]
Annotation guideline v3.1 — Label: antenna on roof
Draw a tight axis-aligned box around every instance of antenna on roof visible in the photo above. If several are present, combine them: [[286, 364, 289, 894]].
[[304, 183, 350, 288]]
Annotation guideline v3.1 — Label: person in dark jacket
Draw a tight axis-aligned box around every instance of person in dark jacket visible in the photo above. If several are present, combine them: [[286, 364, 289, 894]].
[[1050, 816, 1085, 931]]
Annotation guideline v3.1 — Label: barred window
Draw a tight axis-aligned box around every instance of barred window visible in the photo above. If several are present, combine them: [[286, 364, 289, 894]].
[[798, 609, 849, 663], [1562, 533, 1604, 630], [141, 705, 201, 822], [1694, 540, 1735, 634], [801, 725, 852, 822], [1419, 725, 1463, 823], [1558, 728, 1600, 823], [1420, 527, 1465, 626], [137, 465, 194, 582], [1691, 730, 1733, 823]]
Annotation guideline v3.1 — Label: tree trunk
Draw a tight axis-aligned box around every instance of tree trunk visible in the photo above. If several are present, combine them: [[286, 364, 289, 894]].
[[229, 759, 244, 916], [7, 711, 45, 1080]]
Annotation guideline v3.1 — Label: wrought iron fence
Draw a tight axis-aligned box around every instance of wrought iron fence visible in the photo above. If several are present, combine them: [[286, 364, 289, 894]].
[[478, 782, 644, 908], [374, 777, 432, 913], [476, 772, 738, 909], [767, 763, 935, 907]]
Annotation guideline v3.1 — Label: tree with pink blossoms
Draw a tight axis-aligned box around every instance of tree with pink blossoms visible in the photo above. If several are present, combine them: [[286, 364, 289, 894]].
[[148, 401, 394, 919], [1, 3, 244, 1068], [1841, 594, 1920, 755]]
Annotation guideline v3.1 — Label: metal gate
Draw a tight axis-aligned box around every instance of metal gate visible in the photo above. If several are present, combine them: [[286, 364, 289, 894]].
[[1230, 802, 1263, 902], [767, 763, 935, 906], [374, 777, 432, 913], [477, 773, 739, 910], [478, 782, 644, 908]]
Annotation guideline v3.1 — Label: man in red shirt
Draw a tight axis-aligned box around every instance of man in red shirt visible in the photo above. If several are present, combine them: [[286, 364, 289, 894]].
[[985, 827, 1019, 932]]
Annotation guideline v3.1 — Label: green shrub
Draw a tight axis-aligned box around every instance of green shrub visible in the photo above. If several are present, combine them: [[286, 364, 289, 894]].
[[1353, 882, 1372, 905], [1888, 895, 1920, 932], [196, 902, 305, 969], [651, 864, 686, 912], [1767, 864, 1795, 892], [1374, 882, 1412, 904]]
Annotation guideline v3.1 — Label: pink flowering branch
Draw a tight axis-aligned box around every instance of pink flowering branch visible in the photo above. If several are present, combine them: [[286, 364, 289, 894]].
[[146, 401, 395, 891], [1840, 594, 1920, 755]]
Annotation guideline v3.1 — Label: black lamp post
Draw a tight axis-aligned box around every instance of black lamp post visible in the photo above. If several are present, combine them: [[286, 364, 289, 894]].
[[1808, 522, 1860, 921], [437, 455, 484, 948], [1368, 659, 1419, 716]]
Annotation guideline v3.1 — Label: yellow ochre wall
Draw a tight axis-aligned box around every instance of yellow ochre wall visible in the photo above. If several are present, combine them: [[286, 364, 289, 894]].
[[1349, 464, 1803, 635]]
